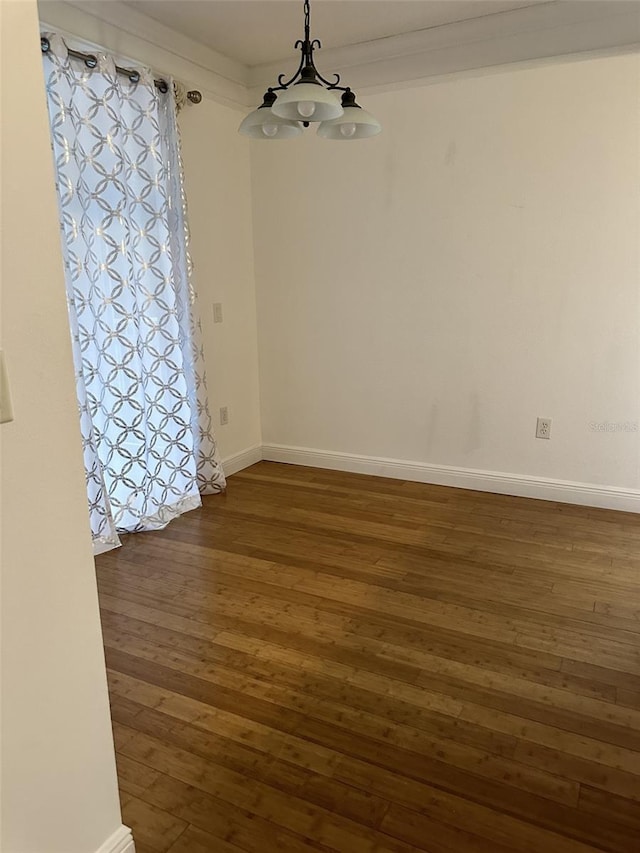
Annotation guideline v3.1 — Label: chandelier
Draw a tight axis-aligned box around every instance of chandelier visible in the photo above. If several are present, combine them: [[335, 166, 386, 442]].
[[238, 0, 381, 141]]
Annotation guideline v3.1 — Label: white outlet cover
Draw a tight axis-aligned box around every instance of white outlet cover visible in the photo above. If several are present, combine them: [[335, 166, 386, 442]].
[[536, 417, 551, 439]]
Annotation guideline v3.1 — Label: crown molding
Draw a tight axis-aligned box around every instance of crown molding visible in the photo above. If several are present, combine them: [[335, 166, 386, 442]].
[[39, 0, 639, 110], [39, 0, 252, 109], [248, 1, 640, 100]]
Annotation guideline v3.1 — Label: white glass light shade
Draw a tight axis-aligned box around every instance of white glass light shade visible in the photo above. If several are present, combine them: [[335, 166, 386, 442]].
[[238, 107, 302, 140], [271, 82, 343, 122], [317, 105, 381, 140]]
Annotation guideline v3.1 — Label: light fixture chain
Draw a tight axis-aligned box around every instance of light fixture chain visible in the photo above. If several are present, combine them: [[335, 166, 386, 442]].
[[304, 0, 311, 41]]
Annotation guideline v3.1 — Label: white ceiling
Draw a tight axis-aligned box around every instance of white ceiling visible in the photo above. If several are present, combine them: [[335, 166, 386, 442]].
[[123, 0, 551, 67]]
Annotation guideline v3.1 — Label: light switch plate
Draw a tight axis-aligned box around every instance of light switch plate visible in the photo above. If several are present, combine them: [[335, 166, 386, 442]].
[[213, 303, 223, 323], [0, 350, 14, 424]]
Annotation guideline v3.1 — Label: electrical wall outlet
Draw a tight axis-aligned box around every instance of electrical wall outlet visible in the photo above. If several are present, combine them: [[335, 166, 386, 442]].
[[536, 417, 551, 439], [219, 406, 229, 426], [213, 303, 223, 323]]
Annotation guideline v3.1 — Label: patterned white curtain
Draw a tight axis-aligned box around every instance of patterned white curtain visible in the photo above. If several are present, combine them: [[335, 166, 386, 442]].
[[42, 34, 226, 554]]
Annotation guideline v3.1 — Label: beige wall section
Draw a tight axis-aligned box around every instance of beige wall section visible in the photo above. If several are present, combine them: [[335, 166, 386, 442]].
[[0, 2, 123, 852], [252, 54, 640, 490], [180, 102, 262, 462], [38, 1, 262, 465]]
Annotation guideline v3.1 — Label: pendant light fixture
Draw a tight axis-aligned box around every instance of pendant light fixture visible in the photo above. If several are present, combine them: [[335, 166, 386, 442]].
[[238, 0, 381, 141]]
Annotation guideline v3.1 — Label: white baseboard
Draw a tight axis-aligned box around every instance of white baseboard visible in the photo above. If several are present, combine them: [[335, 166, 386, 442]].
[[261, 443, 640, 513], [222, 444, 263, 477], [96, 825, 135, 853]]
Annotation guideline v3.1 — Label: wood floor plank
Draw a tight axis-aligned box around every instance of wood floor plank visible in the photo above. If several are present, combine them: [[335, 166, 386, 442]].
[[116, 753, 161, 797], [117, 729, 420, 852], [103, 590, 621, 708], [139, 774, 337, 853], [105, 645, 577, 807], [120, 796, 188, 852], [381, 801, 607, 853], [331, 751, 638, 853], [166, 826, 246, 853], [96, 462, 640, 852]]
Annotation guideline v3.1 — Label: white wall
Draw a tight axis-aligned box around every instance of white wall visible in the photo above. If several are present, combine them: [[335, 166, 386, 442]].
[[0, 2, 124, 851], [29, 4, 640, 503], [251, 54, 640, 492], [180, 102, 262, 463], [38, 0, 262, 467]]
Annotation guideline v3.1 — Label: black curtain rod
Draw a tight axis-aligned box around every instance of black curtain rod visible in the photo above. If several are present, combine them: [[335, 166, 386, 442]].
[[40, 36, 202, 104]]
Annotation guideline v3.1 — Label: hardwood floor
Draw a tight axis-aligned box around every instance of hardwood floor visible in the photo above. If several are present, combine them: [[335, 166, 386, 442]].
[[95, 462, 640, 853]]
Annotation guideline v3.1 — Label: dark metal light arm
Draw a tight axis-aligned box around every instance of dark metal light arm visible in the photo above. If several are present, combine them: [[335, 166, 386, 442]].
[[270, 0, 348, 94]]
